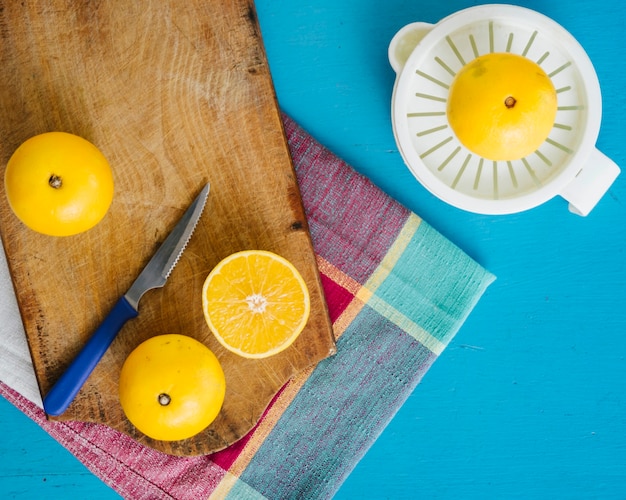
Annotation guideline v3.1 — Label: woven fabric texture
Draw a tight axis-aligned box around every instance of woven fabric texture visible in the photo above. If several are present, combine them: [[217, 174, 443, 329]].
[[0, 115, 494, 499]]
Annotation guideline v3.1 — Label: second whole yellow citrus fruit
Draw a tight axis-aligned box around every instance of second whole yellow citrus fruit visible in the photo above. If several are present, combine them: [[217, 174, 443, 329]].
[[202, 250, 311, 359], [118, 334, 226, 442], [446, 52, 557, 161], [4, 131, 114, 236]]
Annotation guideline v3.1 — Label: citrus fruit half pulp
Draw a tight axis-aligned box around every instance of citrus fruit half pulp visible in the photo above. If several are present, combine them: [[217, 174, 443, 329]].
[[202, 250, 311, 359], [119, 334, 226, 442], [446, 52, 557, 161], [4, 131, 114, 236]]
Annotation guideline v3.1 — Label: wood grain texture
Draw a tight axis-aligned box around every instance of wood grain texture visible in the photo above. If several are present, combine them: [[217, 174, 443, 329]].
[[0, 0, 335, 456]]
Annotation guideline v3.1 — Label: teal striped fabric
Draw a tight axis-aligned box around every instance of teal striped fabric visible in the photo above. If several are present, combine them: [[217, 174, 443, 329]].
[[213, 116, 495, 498], [0, 115, 494, 499]]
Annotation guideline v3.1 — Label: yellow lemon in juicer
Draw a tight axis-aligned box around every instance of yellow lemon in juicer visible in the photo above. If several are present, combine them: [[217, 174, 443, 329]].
[[447, 52, 557, 161]]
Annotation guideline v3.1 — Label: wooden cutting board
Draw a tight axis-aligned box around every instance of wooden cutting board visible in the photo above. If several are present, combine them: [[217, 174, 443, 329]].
[[0, 0, 335, 456]]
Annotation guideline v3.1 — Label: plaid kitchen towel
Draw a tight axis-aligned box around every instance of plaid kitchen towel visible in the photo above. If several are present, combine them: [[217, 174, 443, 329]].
[[0, 114, 495, 499]]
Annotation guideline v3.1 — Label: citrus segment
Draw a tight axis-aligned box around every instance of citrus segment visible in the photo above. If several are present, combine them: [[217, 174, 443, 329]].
[[202, 250, 311, 359], [118, 334, 226, 442], [446, 52, 557, 161], [4, 131, 114, 236]]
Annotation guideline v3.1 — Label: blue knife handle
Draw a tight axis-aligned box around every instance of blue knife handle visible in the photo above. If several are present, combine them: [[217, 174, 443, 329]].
[[43, 296, 139, 417]]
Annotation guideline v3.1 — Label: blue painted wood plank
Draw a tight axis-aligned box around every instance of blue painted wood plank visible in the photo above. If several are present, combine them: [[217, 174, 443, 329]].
[[0, 396, 119, 498]]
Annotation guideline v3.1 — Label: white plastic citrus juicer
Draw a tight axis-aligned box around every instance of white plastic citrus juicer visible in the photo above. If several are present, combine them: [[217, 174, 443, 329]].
[[389, 4, 620, 216]]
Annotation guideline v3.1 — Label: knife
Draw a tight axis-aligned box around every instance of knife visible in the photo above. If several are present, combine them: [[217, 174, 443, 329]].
[[43, 183, 210, 417]]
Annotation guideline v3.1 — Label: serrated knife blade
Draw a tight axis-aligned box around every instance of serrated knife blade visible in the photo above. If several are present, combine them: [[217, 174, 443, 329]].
[[43, 183, 210, 416]]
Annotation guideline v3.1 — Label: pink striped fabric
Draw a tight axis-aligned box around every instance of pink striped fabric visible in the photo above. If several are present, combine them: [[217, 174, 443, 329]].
[[0, 115, 494, 499]]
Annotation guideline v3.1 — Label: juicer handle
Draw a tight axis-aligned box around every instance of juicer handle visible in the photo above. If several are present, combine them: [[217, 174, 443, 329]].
[[560, 148, 620, 216], [388, 22, 433, 74]]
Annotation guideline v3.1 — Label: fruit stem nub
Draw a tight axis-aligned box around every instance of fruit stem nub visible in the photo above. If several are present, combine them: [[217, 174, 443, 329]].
[[158, 393, 171, 406], [505, 96, 517, 109], [49, 174, 62, 189]]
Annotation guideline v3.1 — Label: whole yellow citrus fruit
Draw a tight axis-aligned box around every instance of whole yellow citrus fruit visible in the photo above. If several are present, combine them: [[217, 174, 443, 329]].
[[4, 131, 114, 236], [202, 250, 311, 359], [447, 53, 557, 161], [118, 334, 226, 442]]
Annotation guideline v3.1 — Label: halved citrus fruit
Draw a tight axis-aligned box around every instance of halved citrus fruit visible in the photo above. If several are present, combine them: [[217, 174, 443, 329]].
[[4, 131, 114, 236], [202, 250, 311, 359], [447, 52, 557, 161], [118, 334, 226, 442]]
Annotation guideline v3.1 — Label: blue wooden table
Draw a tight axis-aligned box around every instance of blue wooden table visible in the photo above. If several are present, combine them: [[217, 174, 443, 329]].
[[1, 1, 625, 497]]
